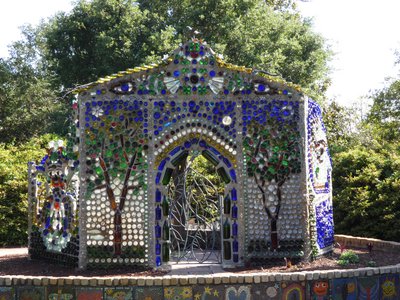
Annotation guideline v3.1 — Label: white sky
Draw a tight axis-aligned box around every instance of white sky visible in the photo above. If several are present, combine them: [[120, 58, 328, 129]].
[[1, 0, 400, 106], [297, 0, 400, 106], [0, 0, 73, 56]]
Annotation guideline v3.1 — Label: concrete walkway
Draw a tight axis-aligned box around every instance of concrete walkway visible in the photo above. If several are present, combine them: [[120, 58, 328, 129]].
[[169, 262, 227, 275], [0, 247, 28, 257], [0, 247, 228, 275]]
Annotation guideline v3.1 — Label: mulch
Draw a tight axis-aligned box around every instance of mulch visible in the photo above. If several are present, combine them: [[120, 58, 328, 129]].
[[0, 245, 398, 277]]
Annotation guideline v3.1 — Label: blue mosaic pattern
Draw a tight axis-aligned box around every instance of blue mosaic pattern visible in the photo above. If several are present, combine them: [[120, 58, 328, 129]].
[[242, 98, 299, 135], [225, 286, 251, 300], [315, 198, 334, 250], [358, 276, 379, 300], [307, 100, 332, 194], [83, 96, 148, 138], [332, 278, 357, 300], [152, 100, 237, 138]]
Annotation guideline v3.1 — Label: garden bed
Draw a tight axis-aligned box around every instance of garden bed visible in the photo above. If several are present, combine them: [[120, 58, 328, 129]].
[[0, 243, 399, 277]]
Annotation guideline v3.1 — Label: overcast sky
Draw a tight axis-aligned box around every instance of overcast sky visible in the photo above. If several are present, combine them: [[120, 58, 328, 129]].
[[1, 0, 400, 106], [298, 0, 400, 106]]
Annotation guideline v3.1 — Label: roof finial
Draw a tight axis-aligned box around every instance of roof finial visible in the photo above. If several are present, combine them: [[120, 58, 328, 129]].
[[186, 26, 201, 41]]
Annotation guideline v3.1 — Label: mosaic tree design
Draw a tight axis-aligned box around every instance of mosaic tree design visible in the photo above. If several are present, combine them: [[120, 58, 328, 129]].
[[243, 100, 301, 249], [83, 97, 148, 257]]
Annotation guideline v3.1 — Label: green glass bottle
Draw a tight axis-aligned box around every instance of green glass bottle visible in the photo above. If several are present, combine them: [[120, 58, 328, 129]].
[[202, 150, 219, 166], [223, 241, 232, 260], [223, 219, 231, 239], [171, 151, 188, 166], [217, 167, 231, 184], [223, 194, 231, 214], [162, 196, 169, 217], [162, 168, 173, 185], [162, 242, 170, 262], [162, 220, 170, 241]]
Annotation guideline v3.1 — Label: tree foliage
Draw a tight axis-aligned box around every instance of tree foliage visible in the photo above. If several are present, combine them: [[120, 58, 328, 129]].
[[0, 26, 69, 144], [0, 134, 61, 246], [368, 79, 400, 142], [0, 0, 334, 246], [43, 0, 175, 88], [324, 76, 400, 242], [43, 0, 330, 100], [332, 145, 400, 241]]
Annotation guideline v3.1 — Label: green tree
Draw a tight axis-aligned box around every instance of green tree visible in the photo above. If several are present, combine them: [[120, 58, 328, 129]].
[[322, 101, 367, 154], [0, 26, 69, 144], [368, 79, 400, 142], [139, 0, 331, 99], [42, 0, 330, 100], [325, 85, 400, 242], [332, 145, 400, 241], [43, 0, 176, 88], [0, 134, 60, 246]]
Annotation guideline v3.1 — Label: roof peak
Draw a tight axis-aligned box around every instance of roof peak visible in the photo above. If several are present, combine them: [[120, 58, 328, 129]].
[[73, 39, 302, 95]]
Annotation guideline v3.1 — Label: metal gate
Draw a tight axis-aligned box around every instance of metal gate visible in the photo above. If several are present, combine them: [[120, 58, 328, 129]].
[[167, 154, 222, 263]]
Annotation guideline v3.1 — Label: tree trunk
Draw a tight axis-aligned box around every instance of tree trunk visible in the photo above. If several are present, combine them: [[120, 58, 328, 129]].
[[260, 183, 283, 250], [113, 208, 122, 256], [270, 217, 278, 250]]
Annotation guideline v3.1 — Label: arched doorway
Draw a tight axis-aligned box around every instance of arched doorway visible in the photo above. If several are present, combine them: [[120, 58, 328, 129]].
[[154, 137, 239, 267], [167, 152, 223, 263]]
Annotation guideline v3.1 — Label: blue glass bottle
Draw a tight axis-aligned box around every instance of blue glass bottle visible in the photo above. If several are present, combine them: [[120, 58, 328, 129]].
[[231, 188, 237, 201], [232, 203, 238, 219], [232, 221, 238, 237], [155, 240, 161, 255], [155, 205, 161, 220], [156, 189, 162, 202], [156, 256, 162, 266], [233, 239, 239, 252], [155, 223, 161, 238]]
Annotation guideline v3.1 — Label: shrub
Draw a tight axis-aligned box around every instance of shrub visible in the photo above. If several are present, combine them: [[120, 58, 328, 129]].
[[0, 134, 60, 246], [337, 250, 360, 266]]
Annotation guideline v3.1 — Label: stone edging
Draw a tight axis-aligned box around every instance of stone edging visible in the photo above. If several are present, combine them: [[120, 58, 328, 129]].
[[1, 266, 400, 287], [0, 235, 399, 287], [335, 234, 400, 252]]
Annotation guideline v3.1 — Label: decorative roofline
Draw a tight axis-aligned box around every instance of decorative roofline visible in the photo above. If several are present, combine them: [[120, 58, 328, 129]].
[[72, 38, 303, 95]]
